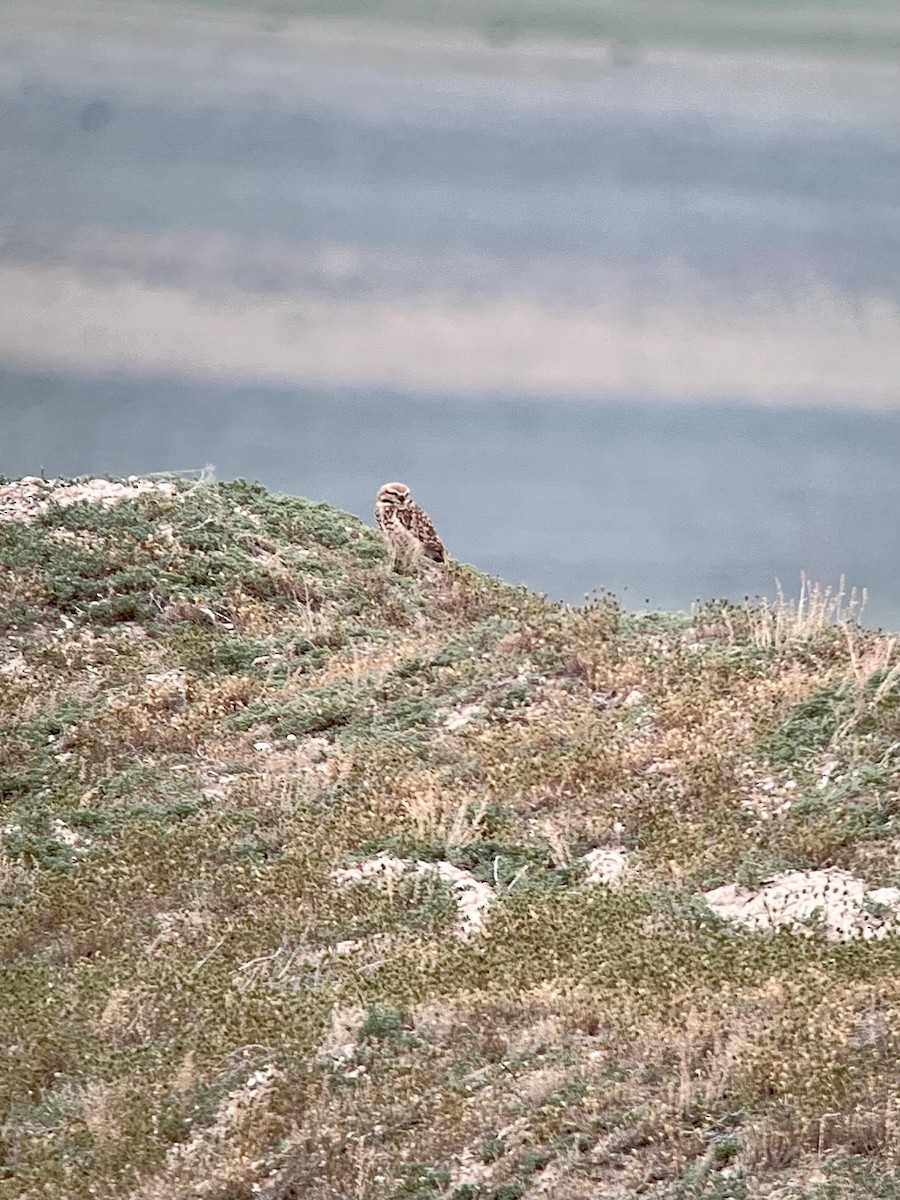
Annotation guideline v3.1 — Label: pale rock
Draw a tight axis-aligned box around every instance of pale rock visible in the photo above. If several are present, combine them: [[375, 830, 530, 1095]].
[[442, 704, 486, 732], [704, 868, 900, 941], [583, 847, 629, 887]]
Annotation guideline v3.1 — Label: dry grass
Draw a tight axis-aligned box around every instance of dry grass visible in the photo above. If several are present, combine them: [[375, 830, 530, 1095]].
[[744, 575, 867, 652]]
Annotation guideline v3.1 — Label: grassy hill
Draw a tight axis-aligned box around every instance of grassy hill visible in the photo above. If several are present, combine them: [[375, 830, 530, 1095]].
[[2, 475, 900, 1200]]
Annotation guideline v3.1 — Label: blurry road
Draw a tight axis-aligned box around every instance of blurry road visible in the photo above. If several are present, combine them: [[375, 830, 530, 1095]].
[[1, 2, 899, 620]]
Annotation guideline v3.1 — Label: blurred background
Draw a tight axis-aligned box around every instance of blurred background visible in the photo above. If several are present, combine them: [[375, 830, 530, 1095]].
[[1, 0, 899, 622]]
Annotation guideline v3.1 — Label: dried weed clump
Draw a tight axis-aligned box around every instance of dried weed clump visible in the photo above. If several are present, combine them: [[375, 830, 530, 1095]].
[[1, 477, 899, 1199]]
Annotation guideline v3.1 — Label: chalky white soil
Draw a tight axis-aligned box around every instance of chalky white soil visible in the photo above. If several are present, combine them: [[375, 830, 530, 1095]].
[[705, 868, 900, 941], [0, 476, 176, 523]]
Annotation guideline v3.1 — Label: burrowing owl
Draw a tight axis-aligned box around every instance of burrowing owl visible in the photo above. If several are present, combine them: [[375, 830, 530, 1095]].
[[374, 482, 446, 565]]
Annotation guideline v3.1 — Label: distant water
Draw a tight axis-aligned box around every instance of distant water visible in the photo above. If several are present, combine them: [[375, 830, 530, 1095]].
[[3, 366, 899, 629], [2, 8, 898, 627]]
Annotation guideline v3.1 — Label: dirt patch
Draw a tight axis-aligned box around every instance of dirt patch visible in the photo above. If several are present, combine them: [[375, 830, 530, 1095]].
[[334, 852, 496, 939], [705, 868, 900, 940], [0, 476, 177, 523]]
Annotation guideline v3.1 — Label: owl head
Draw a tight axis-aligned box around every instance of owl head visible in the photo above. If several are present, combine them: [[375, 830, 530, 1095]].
[[376, 482, 411, 508]]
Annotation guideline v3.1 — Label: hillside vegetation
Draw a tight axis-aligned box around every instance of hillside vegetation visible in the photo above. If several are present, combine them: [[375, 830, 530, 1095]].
[[2, 476, 900, 1200]]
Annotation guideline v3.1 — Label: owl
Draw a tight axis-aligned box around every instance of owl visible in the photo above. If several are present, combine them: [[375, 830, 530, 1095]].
[[374, 482, 446, 565]]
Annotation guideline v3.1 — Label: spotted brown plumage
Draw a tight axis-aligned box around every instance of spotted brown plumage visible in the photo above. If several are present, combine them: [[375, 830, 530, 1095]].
[[374, 482, 446, 565]]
